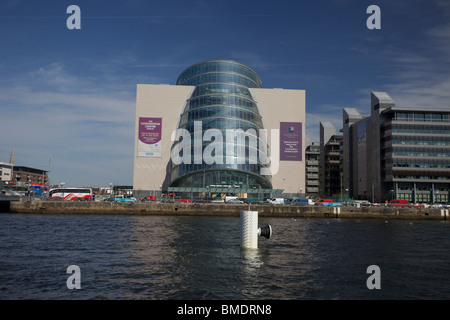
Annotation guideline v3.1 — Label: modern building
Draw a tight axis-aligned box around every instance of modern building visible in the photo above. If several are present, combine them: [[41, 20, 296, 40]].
[[1, 149, 50, 194], [305, 142, 320, 198], [342, 108, 368, 200], [133, 60, 306, 200], [10, 166, 49, 193], [0, 162, 13, 183], [319, 122, 343, 199], [343, 91, 450, 203]]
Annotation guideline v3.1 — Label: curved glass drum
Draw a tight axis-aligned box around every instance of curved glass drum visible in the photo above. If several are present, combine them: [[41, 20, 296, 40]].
[[170, 60, 272, 189]]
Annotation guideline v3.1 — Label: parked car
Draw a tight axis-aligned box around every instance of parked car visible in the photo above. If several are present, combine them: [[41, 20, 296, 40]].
[[388, 199, 409, 207], [315, 199, 333, 205], [228, 199, 244, 204], [293, 198, 315, 205], [102, 197, 136, 202], [176, 199, 192, 203]]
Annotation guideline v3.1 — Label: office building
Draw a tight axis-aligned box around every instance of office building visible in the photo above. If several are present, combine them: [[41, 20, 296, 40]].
[[0, 162, 13, 183], [319, 122, 343, 198], [343, 91, 450, 203], [342, 108, 368, 200], [305, 142, 320, 198]]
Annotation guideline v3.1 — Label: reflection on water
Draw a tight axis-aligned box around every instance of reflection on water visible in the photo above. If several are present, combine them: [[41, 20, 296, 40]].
[[0, 214, 449, 299]]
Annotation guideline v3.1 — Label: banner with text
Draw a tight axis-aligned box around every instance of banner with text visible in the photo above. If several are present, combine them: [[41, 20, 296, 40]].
[[280, 122, 302, 161], [138, 117, 162, 157]]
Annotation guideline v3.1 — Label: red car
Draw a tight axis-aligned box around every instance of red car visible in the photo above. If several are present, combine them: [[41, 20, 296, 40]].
[[389, 199, 409, 207], [176, 199, 192, 203]]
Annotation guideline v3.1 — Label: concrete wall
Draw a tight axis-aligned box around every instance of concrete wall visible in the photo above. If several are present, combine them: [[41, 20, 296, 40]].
[[9, 201, 449, 220], [367, 92, 395, 202], [250, 88, 306, 195], [133, 84, 195, 195]]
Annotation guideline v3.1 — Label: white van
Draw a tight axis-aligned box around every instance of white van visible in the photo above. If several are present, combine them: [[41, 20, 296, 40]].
[[225, 196, 238, 202], [266, 198, 284, 205]]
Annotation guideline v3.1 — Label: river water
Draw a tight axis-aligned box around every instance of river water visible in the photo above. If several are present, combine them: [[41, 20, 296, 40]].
[[0, 212, 449, 300]]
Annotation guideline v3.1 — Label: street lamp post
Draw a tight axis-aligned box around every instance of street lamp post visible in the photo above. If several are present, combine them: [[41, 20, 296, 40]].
[[61, 182, 65, 198], [372, 184, 375, 204], [42, 164, 46, 197]]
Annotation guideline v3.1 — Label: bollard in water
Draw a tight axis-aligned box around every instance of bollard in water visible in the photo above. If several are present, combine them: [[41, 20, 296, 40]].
[[240, 210, 272, 249]]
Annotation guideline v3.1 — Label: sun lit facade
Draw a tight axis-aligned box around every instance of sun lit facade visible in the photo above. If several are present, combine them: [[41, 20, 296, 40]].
[[133, 60, 305, 200], [170, 60, 272, 190]]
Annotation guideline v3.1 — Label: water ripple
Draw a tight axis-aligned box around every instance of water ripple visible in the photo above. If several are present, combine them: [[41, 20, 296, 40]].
[[0, 213, 449, 299]]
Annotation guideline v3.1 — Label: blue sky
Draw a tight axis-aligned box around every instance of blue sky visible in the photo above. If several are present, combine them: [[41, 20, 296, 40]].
[[1, 0, 449, 187]]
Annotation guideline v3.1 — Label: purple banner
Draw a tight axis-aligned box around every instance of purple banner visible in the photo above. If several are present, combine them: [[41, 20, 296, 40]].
[[280, 122, 302, 161], [138, 117, 162, 157], [139, 117, 162, 144]]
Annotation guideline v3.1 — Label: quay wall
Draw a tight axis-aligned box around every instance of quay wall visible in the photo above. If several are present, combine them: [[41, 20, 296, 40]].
[[9, 200, 450, 220]]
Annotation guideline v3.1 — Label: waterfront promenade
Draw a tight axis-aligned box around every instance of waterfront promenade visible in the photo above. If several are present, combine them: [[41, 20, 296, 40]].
[[8, 200, 450, 220]]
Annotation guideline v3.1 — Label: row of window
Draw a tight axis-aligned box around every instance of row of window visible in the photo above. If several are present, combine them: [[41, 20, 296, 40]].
[[395, 182, 448, 189], [182, 118, 263, 133], [396, 186, 448, 192], [392, 125, 450, 134], [393, 175, 449, 180], [170, 167, 271, 189], [397, 193, 448, 203], [391, 136, 450, 146], [186, 93, 258, 112], [394, 112, 450, 122], [392, 149, 450, 157], [177, 61, 262, 87], [393, 162, 450, 169], [179, 72, 260, 89], [170, 143, 270, 164], [173, 161, 269, 175], [180, 106, 263, 128], [191, 83, 253, 99], [172, 136, 269, 152]]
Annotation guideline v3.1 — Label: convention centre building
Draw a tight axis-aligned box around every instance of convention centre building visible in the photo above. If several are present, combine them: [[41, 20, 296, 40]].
[[133, 60, 305, 201]]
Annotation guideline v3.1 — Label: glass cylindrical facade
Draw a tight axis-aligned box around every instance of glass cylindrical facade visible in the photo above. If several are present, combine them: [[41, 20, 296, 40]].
[[169, 60, 272, 189]]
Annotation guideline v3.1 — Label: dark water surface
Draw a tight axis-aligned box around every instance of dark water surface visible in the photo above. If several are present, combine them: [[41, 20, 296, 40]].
[[0, 213, 449, 299]]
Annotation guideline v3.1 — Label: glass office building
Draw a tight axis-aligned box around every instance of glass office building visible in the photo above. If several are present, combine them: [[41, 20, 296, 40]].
[[169, 60, 273, 190], [342, 92, 450, 203], [382, 107, 450, 203]]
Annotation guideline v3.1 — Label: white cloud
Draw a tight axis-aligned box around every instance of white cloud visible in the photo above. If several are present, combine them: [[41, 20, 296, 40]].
[[0, 62, 137, 187], [306, 110, 342, 144]]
